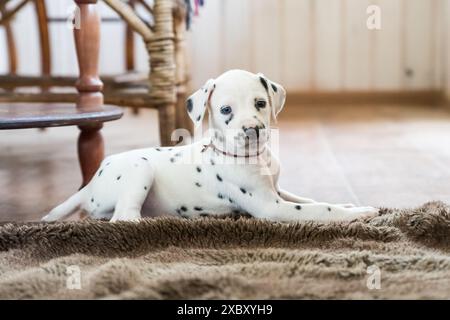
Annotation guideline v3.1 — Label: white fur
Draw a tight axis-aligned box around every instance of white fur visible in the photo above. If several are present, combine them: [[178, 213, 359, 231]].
[[43, 70, 378, 223]]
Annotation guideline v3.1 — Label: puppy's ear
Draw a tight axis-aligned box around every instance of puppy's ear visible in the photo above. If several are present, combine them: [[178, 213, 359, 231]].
[[186, 79, 215, 128], [257, 73, 286, 123]]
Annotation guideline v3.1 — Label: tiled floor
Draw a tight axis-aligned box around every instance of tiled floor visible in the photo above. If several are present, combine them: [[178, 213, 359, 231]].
[[1, 103, 450, 221]]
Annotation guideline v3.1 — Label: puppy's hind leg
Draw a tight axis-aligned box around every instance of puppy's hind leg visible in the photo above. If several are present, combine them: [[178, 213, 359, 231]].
[[255, 200, 378, 222], [42, 188, 86, 222], [110, 162, 154, 222], [237, 191, 378, 222], [277, 188, 316, 204], [277, 188, 355, 208]]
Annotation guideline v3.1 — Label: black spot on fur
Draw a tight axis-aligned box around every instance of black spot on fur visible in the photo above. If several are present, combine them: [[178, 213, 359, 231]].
[[204, 88, 208, 93], [195, 182, 202, 187], [170, 158, 175, 163], [225, 113, 234, 125], [328, 207, 331, 212], [295, 205, 302, 210], [116, 175, 121, 180], [186, 99, 193, 113], [277, 191, 281, 196], [210, 159, 215, 166], [229, 198, 233, 203], [276, 199, 280, 204], [141, 157, 148, 161], [196, 115, 201, 122], [194, 206, 203, 211], [156, 148, 161, 151], [216, 174, 223, 182], [174, 152, 182, 157], [249, 193, 253, 197], [240, 188, 247, 194], [196, 166, 202, 173], [105, 162, 111, 166], [218, 193, 224, 199], [271, 83, 278, 92], [181, 206, 187, 212], [98, 169, 103, 177], [259, 76, 268, 91], [176, 209, 182, 215], [232, 210, 240, 214], [144, 186, 148, 190], [91, 198, 94, 203]]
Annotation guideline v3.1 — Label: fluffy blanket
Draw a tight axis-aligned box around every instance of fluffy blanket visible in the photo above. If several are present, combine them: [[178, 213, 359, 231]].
[[0, 202, 449, 299]]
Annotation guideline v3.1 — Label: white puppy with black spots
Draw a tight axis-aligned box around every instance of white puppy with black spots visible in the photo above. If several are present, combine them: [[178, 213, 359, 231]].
[[43, 70, 378, 223]]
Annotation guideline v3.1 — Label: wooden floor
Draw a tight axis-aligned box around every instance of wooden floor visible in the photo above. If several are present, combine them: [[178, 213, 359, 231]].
[[1, 103, 450, 221]]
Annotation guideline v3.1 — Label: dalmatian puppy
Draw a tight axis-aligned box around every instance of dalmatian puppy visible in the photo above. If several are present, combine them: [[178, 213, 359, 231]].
[[42, 69, 378, 223]]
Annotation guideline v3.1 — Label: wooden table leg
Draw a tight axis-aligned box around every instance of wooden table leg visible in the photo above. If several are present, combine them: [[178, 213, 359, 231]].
[[77, 124, 104, 188], [73, 0, 104, 188]]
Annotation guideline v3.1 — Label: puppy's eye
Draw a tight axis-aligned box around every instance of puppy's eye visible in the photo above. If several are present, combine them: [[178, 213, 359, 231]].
[[255, 100, 266, 109], [220, 105, 232, 115]]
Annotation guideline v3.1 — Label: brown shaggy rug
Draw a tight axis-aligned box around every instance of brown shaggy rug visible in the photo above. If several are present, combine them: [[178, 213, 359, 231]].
[[0, 201, 449, 299]]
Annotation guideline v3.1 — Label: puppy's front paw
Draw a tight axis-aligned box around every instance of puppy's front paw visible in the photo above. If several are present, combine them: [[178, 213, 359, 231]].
[[346, 206, 379, 220], [109, 213, 142, 223], [41, 214, 53, 222], [337, 203, 356, 208]]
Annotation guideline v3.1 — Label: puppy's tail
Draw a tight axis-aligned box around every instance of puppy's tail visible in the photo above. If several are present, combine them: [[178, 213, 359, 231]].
[[42, 188, 86, 222]]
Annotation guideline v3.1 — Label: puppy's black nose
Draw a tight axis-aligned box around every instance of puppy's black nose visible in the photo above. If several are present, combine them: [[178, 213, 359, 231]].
[[243, 126, 260, 139]]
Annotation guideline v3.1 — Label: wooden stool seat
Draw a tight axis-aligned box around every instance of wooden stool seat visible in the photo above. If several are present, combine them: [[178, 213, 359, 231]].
[[0, 103, 123, 130]]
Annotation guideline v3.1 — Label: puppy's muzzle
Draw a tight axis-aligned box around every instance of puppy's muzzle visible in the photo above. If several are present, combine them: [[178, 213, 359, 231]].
[[243, 126, 260, 140]]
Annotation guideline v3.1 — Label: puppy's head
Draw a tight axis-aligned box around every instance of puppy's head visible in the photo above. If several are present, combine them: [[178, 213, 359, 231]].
[[186, 70, 286, 149]]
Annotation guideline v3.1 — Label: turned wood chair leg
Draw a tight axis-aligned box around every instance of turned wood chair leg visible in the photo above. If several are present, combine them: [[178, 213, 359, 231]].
[[148, 0, 177, 146], [4, 22, 17, 75], [158, 102, 176, 146], [35, 0, 51, 77], [0, 3, 18, 75], [173, 2, 193, 136], [125, 0, 140, 116], [35, 0, 51, 132], [175, 90, 192, 138], [125, 0, 135, 72], [73, 0, 105, 188]]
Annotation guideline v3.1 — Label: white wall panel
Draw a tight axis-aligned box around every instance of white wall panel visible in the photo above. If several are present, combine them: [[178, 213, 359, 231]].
[[0, 0, 447, 93], [222, 0, 252, 72], [343, 0, 371, 90], [315, 0, 342, 90], [372, 0, 402, 90], [402, 0, 435, 89], [250, 0, 282, 82], [280, 0, 311, 90]]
